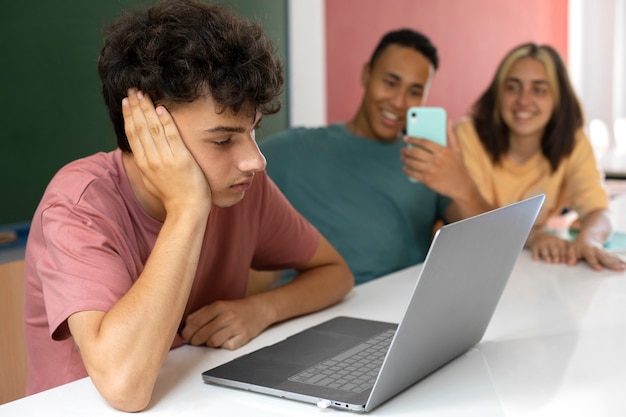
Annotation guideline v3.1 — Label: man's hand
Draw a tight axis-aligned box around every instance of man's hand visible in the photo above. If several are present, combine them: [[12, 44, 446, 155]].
[[402, 121, 493, 221], [402, 122, 474, 200]]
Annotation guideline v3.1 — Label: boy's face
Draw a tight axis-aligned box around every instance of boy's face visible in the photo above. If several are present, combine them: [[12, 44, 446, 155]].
[[357, 44, 434, 142], [170, 96, 266, 208]]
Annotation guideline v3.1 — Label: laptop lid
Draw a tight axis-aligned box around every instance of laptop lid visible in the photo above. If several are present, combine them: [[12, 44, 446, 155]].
[[202, 194, 544, 412]]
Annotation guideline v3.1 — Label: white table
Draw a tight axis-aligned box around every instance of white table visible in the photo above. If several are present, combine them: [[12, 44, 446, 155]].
[[2, 198, 626, 416]]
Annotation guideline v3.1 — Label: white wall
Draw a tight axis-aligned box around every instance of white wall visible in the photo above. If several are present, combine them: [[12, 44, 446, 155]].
[[569, 0, 626, 150], [288, 0, 626, 143], [287, 0, 326, 127]]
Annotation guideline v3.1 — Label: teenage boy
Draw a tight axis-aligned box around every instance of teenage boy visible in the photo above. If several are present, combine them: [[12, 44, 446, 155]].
[[23, 0, 353, 411]]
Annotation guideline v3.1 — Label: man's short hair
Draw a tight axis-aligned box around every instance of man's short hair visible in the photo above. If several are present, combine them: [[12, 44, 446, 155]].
[[369, 28, 439, 70]]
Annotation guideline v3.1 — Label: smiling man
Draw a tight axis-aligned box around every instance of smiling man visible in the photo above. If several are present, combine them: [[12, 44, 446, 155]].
[[22, 0, 353, 412], [259, 29, 491, 286]]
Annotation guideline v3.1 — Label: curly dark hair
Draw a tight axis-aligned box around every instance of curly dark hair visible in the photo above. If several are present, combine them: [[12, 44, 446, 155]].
[[97, 0, 284, 152], [471, 43, 583, 172]]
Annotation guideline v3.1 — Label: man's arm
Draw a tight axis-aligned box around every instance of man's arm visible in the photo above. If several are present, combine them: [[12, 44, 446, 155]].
[[181, 233, 354, 349], [68, 90, 211, 412], [402, 122, 494, 222]]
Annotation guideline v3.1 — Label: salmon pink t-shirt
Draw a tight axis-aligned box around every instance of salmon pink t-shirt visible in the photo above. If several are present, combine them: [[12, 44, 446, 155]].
[[23, 149, 319, 395]]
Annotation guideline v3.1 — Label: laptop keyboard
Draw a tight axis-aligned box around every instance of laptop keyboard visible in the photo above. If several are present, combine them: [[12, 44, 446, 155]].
[[288, 329, 395, 393]]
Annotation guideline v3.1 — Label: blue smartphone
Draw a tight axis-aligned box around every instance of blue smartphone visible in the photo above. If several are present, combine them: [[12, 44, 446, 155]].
[[405, 107, 447, 183], [406, 106, 447, 146]]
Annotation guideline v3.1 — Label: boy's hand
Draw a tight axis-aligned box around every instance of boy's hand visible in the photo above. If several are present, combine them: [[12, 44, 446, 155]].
[[181, 298, 272, 350], [122, 88, 211, 213]]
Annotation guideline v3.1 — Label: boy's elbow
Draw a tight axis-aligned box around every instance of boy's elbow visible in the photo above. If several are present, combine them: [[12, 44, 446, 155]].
[[102, 387, 152, 412], [94, 372, 155, 412], [337, 260, 355, 296]]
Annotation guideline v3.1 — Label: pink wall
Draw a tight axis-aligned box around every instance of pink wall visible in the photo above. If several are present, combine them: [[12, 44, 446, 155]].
[[325, 0, 568, 124]]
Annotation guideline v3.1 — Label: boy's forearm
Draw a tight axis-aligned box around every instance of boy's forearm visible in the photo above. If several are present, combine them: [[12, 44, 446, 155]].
[[70, 209, 209, 411], [249, 262, 353, 326]]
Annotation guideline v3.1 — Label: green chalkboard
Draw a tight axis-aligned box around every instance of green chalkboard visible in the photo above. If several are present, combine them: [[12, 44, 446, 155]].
[[0, 0, 288, 225]]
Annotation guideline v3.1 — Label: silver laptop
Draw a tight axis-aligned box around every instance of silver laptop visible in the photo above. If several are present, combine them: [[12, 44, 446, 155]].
[[202, 194, 544, 412]]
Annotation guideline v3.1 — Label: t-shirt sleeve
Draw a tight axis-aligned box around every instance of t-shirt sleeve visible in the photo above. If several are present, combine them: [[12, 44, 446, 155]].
[[564, 130, 610, 217], [35, 201, 134, 341], [250, 172, 320, 271]]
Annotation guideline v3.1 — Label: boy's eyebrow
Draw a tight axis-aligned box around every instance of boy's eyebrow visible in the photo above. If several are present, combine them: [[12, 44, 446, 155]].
[[203, 115, 263, 134], [204, 126, 245, 134]]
